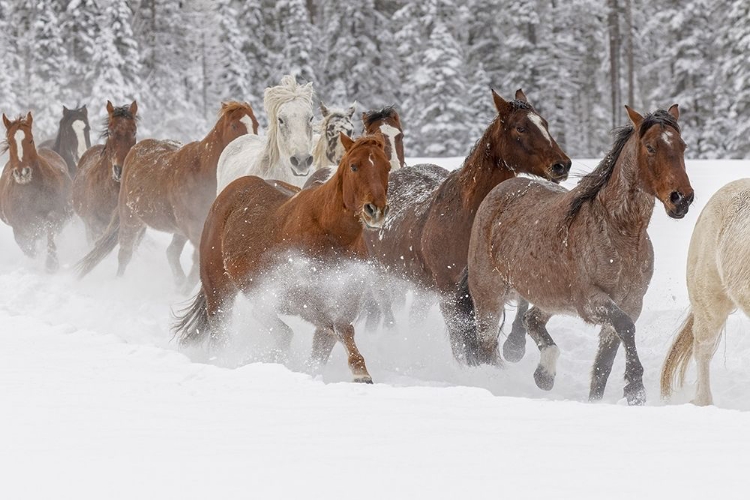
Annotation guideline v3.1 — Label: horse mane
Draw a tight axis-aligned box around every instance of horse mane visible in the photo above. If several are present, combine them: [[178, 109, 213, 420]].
[[363, 106, 399, 128], [259, 75, 314, 176], [219, 101, 254, 118], [0, 115, 32, 155], [566, 109, 680, 223], [312, 107, 350, 168]]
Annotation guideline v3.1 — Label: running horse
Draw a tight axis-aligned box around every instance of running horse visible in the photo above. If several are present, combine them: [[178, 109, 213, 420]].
[[0, 113, 72, 272], [311, 102, 355, 169], [39, 104, 91, 177], [174, 135, 391, 383], [76, 102, 259, 290], [464, 105, 692, 405], [365, 89, 570, 360], [73, 100, 138, 242]]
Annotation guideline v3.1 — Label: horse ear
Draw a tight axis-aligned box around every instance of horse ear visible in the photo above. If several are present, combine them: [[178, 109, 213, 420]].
[[81, 105, 88, 116], [2, 113, 11, 130], [361, 111, 368, 126], [340, 132, 355, 152], [491, 89, 512, 116], [129, 100, 138, 116], [25, 112, 33, 127], [624, 105, 644, 129], [320, 102, 329, 117], [63, 105, 70, 116], [347, 102, 357, 119], [667, 104, 679, 121], [515, 89, 530, 104], [106, 100, 115, 115]]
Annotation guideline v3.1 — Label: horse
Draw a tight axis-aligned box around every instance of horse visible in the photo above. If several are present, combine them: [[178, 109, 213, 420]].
[[174, 134, 391, 383], [39, 104, 91, 177], [364, 89, 570, 358], [661, 178, 750, 406], [311, 102, 355, 169], [216, 75, 314, 192], [76, 101, 259, 289], [72, 101, 138, 243], [462, 105, 693, 405], [0, 113, 72, 272]]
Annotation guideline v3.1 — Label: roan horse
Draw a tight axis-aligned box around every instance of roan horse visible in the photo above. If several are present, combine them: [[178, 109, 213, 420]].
[[364, 89, 570, 359], [174, 134, 391, 383], [463, 105, 693, 405], [76, 102, 259, 289], [0, 113, 72, 272], [662, 178, 750, 406], [216, 75, 315, 192], [311, 102, 355, 169], [72, 101, 138, 242], [39, 104, 91, 177]]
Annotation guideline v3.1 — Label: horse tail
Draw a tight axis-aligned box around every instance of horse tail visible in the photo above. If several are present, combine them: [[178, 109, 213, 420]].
[[76, 211, 120, 278], [660, 311, 695, 400], [172, 288, 210, 345], [454, 267, 481, 365]]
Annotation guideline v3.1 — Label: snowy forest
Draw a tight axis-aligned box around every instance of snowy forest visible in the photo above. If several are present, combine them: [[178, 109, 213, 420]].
[[0, 0, 748, 158]]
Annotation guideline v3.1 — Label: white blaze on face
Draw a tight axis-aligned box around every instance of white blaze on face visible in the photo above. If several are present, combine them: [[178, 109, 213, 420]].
[[379, 123, 401, 170], [528, 113, 552, 146], [72, 120, 87, 160], [240, 115, 255, 134], [368, 153, 374, 167], [662, 130, 673, 146], [13, 129, 25, 162]]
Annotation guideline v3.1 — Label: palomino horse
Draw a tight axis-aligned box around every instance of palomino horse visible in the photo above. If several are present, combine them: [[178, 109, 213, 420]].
[[311, 102, 355, 169], [662, 179, 750, 406], [0, 113, 72, 272], [39, 104, 91, 177], [76, 102, 259, 289], [463, 105, 693, 405], [216, 75, 314, 192], [174, 134, 391, 383], [365, 89, 570, 359], [73, 101, 138, 242]]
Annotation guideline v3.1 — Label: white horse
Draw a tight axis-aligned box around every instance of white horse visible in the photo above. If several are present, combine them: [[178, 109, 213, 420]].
[[311, 102, 355, 169], [662, 178, 750, 406], [216, 75, 315, 193]]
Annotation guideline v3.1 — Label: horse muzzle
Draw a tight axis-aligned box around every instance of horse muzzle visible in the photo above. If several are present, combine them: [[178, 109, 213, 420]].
[[290, 154, 313, 177], [666, 190, 694, 219], [549, 159, 572, 183], [362, 203, 389, 230], [13, 167, 32, 185]]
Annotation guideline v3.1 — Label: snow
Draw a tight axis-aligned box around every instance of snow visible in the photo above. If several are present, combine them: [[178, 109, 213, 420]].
[[2, 158, 750, 498]]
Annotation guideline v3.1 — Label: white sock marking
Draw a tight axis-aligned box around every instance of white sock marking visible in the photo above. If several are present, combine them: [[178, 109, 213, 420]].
[[13, 130, 24, 162], [528, 113, 552, 146], [540, 345, 560, 375]]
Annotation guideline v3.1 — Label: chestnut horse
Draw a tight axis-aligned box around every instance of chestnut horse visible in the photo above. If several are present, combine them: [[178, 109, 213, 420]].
[[76, 102, 259, 289], [464, 105, 693, 405], [0, 113, 72, 272], [73, 101, 138, 242], [661, 178, 750, 406], [39, 104, 91, 177], [364, 89, 570, 359], [174, 134, 391, 383]]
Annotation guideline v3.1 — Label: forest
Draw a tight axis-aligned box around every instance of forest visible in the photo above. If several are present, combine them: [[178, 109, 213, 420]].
[[0, 0, 748, 158]]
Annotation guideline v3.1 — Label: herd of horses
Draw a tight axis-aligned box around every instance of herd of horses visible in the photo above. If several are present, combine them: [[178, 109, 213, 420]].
[[0, 74, 745, 407]]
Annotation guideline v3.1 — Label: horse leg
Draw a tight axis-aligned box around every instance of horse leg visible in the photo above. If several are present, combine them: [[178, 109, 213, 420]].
[[408, 291, 433, 327], [589, 325, 621, 401], [254, 308, 294, 362], [310, 326, 337, 372], [166, 233, 188, 288], [334, 323, 372, 383], [116, 220, 145, 277], [523, 306, 559, 391], [472, 294, 504, 366], [13, 227, 36, 258], [45, 226, 59, 273], [504, 298, 530, 363]]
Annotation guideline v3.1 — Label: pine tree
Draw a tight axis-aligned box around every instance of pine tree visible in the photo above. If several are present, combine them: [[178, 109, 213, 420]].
[[275, 0, 316, 84], [216, 0, 251, 103], [0, 0, 17, 115], [63, 0, 100, 104]]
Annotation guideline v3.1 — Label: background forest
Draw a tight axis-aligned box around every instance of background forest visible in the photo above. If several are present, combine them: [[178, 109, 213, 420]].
[[0, 0, 748, 158]]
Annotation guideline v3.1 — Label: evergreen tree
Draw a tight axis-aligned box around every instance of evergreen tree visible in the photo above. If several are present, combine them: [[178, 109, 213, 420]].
[[275, 0, 316, 84], [0, 0, 17, 115], [217, 0, 252, 103], [63, 0, 100, 104]]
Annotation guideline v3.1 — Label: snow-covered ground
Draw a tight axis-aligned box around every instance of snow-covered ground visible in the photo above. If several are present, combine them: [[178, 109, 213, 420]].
[[2, 158, 750, 499]]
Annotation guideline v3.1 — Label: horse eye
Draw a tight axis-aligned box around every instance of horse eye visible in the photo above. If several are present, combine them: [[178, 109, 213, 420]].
[[309, 116, 313, 123], [350, 164, 358, 172], [646, 145, 656, 154], [516, 126, 525, 133], [278, 117, 284, 125]]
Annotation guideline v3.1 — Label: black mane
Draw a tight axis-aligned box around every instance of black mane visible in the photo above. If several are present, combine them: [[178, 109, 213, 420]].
[[363, 106, 398, 127], [565, 109, 680, 223]]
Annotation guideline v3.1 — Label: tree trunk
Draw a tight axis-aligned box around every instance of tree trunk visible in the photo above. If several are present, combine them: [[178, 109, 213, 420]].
[[608, 0, 621, 128], [624, 0, 635, 107]]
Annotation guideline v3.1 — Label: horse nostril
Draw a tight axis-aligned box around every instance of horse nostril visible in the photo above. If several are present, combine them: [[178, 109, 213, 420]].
[[552, 163, 568, 175], [686, 192, 695, 205], [383, 204, 390, 218], [290, 156, 299, 167], [22, 167, 30, 176], [305, 155, 313, 167], [670, 191, 683, 204], [364, 203, 376, 217]]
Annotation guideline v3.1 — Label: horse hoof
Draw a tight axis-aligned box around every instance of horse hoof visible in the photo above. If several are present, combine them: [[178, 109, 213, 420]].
[[353, 376, 373, 384], [625, 385, 646, 406], [534, 365, 555, 391], [503, 340, 526, 363]]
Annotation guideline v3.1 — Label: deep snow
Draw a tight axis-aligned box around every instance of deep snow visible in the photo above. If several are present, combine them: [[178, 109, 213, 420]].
[[1, 158, 749, 498]]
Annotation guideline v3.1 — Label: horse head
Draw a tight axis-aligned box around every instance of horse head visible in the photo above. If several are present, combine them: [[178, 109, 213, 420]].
[[266, 76, 315, 178], [625, 104, 693, 219], [3, 112, 38, 185], [338, 133, 391, 229], [61, 104, 91, 164], [104, 100, 138, 182], [320, 102, 355, 166], [363, 106, 404, 171], [489, 89, 571, 183]]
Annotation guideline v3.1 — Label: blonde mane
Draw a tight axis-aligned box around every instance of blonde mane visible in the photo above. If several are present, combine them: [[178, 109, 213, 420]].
[[259, 75, 314, 176]]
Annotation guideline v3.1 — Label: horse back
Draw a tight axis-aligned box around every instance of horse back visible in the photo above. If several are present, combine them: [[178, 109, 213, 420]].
[[216, 134, 264, 193]]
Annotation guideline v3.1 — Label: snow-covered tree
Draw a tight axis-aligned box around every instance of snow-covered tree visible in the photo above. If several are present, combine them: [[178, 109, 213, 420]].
[[275, 0, 316, 84]]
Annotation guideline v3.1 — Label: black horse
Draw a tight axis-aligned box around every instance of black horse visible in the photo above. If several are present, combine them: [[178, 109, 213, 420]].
[[40, 105, 91, 177]]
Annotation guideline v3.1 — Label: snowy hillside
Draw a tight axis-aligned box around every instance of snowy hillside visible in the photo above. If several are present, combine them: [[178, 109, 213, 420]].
[[2, 158, 750, 498]]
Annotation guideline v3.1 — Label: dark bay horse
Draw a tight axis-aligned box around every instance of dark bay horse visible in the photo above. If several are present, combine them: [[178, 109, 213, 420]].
[[174, 134, 391, 383], [39, 105, 91, 177], [73, 101, 138, 242], [76, 102, 259, 289], [365, 89, 570, 360], [464, 105, 693, 405], [0, 113, 72, 271]]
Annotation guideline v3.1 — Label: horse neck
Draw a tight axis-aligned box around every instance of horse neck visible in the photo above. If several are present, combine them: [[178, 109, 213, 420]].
[[53, 123, 64, 151], [596, 138, 654, 234], [452, 121, 515, 210], [310, 170, 363, 245], [195, 126, 226, 174], [259, 126, 281, 175]]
